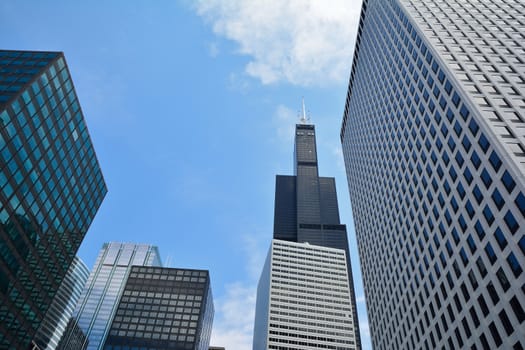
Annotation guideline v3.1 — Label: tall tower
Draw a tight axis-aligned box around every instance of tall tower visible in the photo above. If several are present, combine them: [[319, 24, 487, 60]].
[[64, 242, 162, 350], [274, 121, 361, 348], [254, 111, 361, 349], [341, 1, 525, 349], [0, 50, 107, 348]]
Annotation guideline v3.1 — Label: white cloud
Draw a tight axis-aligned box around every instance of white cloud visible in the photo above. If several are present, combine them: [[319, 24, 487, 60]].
[[210, 283, 256, 350], [356, 294, 366, 304], [194, 0, 363, 86]]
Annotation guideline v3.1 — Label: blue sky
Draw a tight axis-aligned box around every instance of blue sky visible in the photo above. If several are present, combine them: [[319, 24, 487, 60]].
[[1, 1, 369, 348]]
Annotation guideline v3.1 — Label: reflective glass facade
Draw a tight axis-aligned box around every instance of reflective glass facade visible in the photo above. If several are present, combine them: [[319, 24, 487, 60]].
[[103, 266, 214, 350], [341, 1, 525, 349], [254, 240, 356, 350], [0, 50, 107, 348], [65, 242, 161, 350], [270, 123, 361, 349], [34, 256, 89, 350]]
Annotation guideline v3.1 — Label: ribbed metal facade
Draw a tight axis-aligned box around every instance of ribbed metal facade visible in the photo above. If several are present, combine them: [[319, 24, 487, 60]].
[[254, 240, 357, 349]]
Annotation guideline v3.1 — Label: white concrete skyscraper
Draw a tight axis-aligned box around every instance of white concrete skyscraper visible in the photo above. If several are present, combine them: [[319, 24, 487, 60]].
[[341, 0, 524, 349], [253, 240, 357, 350]]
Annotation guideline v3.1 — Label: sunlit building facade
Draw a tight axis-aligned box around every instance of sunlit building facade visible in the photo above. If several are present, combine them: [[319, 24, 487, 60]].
[[0, 50, 107, 348], [254, 240, 356, 349], [34, 256, 89, 350], [64, 242, 161, 350], [341, 1, 525, 349]]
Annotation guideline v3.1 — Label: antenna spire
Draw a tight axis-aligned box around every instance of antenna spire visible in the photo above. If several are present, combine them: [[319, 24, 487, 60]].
[[300, 97, 310, 124]]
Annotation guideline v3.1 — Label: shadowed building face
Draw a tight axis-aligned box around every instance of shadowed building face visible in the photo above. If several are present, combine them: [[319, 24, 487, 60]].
[[0, 50, 107, 348]]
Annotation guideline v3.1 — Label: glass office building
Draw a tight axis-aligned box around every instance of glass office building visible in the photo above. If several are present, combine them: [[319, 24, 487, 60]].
[[254, 240, 356, 349], [64, 242, 161, 350], [0, 50, 107, 348], [102, 266, 214, 350], [341, 1, 525, 349], [34, 256, 89, 350]]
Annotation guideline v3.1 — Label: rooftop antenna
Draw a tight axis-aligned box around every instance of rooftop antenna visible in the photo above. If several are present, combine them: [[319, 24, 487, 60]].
[[299, 97, 310, 124], [165, 254, 172, 268]]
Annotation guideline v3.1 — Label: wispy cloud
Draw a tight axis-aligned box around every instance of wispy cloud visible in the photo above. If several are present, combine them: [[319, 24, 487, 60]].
[[210, 282, 256, 350], [194, 0, 363, 86]]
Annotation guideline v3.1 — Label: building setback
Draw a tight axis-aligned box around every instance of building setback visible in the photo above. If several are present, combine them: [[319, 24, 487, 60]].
[[102, 266, 214, 350], [341, 1, 525, 349], [254, 239, 356, 350], [0, 50, 107, 348], [65, 242, 161, 350]]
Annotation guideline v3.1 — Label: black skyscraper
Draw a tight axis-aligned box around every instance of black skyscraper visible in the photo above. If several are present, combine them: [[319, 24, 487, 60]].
[[273, 121, 362, 349]]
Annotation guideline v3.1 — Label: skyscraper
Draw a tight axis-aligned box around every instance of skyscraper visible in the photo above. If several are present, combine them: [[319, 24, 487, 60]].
[[341, 1, 525, 349], [253, 117, 361, 349], [33, 256, 90, 350], [66, 242, 162, 350], [102, 266, 214, 350], [274, 121, 361, 348], [254, 239, 357, 350], [0, 50, 107, 348]]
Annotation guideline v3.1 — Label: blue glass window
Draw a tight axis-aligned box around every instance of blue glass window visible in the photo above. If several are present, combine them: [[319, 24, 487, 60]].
[[467, 235, 476, 253], [495, 268, 510, 292], [440, 124, 448, 138], [444, 80, 452, 95], [453, 121, 462, 136], [451, 227, 460, 244], [452, 92, 461, 107], [516, 192, 525, 217], [439, 96, 447, 110], [501, 171, 516, 193], [483, 205, 494, 225], [504, 211, 518, 234], [507, 252, 522, 277], [459, 248, 468, 266], [443, 152, 450, 166], [447, 137, 456, 152], [488, 151, 502, 172], [478, 133, 490, 153], [465, 200, 475, 219], [438, 70, 445, 83], [518, 236, 525, 256], [457, 182, 466, 199], [446, 108, 454, 122], [491, 189, 504, 210], [455, 152, 464, 167], [473, 185, 484, 204], [476, 257, 487, 277], [449, 167, 457, 183], [459, 105, 470, 120], [494, 228, 507, 250], [462, 136, 471, 152], [485, 242, 497, 264], [471, 151, 481, 169], [480, 169, 492, 189]]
